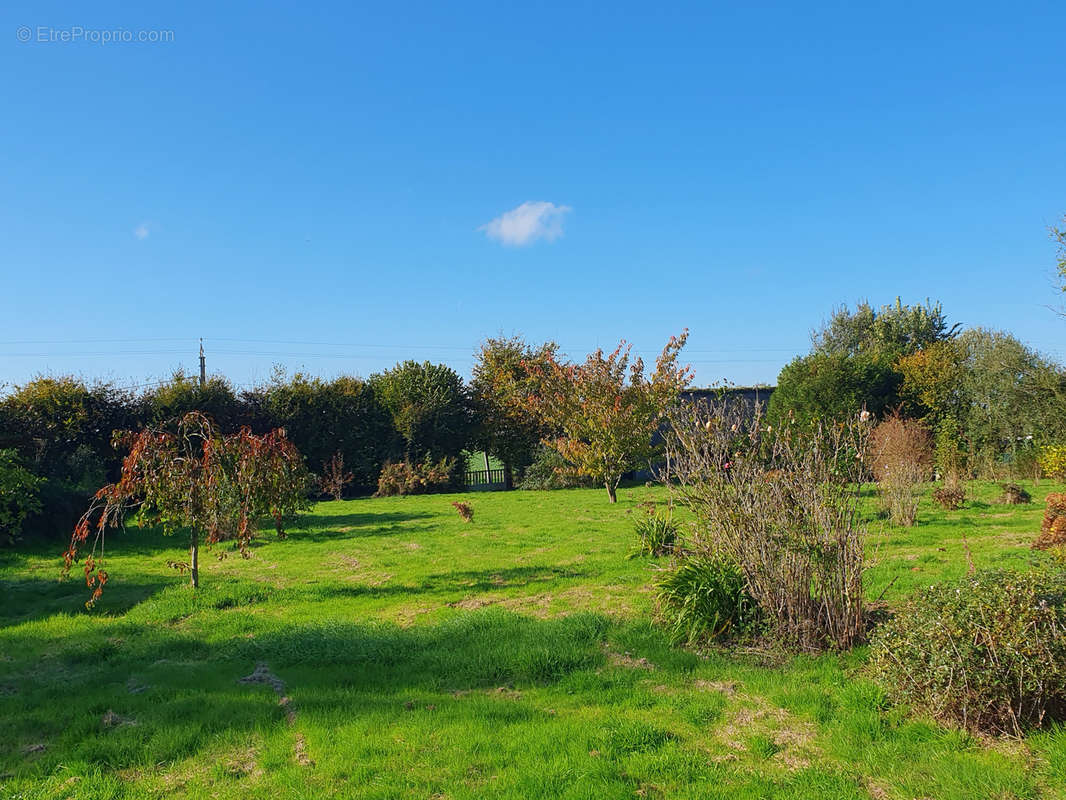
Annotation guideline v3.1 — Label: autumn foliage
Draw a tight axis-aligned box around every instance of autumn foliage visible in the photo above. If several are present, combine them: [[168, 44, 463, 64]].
[[523, 331, 692, 502], [63, 412, 310, 605]]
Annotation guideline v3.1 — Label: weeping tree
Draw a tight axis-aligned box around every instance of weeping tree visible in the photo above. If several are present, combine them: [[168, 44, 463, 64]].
[[63, 412, 310, 606]]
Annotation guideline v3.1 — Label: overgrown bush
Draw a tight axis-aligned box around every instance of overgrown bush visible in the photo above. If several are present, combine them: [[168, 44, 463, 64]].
[[931, 484, 965, 511], [0, 377, 140, 540], [664, 400, 870, 650], [629, 509, 680, 558], [996, 483, 1031, 505], [870, 568, 1066, 735], [518, 445, 595, 490], [655, 553, 760, 645], [374, 457, 456, 497], [0, 450, 43, 545], [870, 413, 932, 526]]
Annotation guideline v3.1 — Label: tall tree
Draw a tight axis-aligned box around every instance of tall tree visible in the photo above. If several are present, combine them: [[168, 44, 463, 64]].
[[470, 336, 557, 486], [812, 298, 959, 361], [370, 361, 474, 465], [772, 299, 959, 427], [896, 339, 966, 426], [956, 329, 1066, 470], [525, 331, 691, 503]]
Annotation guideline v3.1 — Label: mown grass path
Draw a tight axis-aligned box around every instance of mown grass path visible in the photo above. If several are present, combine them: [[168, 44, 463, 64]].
[[2, 483, 1064, 798]]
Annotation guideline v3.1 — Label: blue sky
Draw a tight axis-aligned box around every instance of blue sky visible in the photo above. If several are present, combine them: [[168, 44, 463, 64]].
[[2, 1, 1064, 391]]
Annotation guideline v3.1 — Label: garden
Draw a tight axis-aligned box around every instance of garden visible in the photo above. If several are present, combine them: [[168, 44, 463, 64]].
[[2, 297, 1066, 799]]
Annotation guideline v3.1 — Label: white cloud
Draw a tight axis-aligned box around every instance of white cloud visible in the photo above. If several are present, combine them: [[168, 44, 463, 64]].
[[479, 201, 572, 246], [133, 222, 155, 240]]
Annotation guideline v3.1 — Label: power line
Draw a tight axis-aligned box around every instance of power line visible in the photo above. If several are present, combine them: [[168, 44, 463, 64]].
[[0, 338, 191, 345]]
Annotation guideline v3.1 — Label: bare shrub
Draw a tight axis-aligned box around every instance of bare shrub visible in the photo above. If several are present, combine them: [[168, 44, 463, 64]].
[[451, 501, 474, 522], [869, 414, 931, 527], [663, 400, 870, 650], [320, 451, 354, 501]]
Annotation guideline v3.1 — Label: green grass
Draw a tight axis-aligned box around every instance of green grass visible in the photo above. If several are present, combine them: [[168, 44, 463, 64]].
[[1, 481, 1064, 799]]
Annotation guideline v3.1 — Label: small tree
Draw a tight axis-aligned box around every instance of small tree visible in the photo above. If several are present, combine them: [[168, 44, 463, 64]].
[[524, 331, 691, 503], [320, 451, 354, 501], [63, 412, 310, 605]]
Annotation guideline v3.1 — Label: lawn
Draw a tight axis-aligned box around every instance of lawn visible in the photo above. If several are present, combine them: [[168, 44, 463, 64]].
[[1, 481, 1064, 799]]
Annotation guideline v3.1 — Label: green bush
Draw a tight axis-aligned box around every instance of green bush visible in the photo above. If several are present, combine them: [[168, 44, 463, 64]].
[[369, 361, 474, 465], [870, 568, 1066, 734], [629, 510, 680, 558], [0, 450, 43, 545], [245, 372, 397, 494], [655, 554, 760, 645]]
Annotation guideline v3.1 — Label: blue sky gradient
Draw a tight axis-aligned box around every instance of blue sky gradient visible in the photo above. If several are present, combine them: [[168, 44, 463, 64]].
[[3, 1, 1064, 390]]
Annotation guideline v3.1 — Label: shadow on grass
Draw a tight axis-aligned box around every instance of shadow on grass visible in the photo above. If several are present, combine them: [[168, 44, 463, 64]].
[[0, 575, 172, 627], [0, 609, 615, 779], [285, 564, 592, 602], [278, 511, 436, 540]]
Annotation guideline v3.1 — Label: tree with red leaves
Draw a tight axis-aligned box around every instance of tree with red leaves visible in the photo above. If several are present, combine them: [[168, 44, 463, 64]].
[[63, 411, 310, 605], [523, 331, 692, 503]]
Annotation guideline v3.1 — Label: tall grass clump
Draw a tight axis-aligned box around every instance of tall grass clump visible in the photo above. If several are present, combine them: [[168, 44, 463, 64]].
[[663, 400, 870, 650], [655, 554, 760, 645], [629, 507, 680, 558]]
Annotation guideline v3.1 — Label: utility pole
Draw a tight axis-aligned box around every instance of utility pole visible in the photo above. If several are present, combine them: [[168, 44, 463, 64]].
[[199, 338, 206, 387]]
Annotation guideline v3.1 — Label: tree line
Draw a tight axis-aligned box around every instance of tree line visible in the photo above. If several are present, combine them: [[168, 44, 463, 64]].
[[3, 293, 1066, 543], [767, 298, 1066, 478], [0, 333, 691, 540]]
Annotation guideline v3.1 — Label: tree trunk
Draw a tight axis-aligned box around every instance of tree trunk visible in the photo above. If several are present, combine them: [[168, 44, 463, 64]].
[[606, 482, 617, 503], [189, 531, 199, 589], [275, 514, 286, 539]]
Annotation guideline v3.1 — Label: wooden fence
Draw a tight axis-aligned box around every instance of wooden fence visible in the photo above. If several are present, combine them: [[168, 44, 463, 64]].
[[464, 467, 507, 488]]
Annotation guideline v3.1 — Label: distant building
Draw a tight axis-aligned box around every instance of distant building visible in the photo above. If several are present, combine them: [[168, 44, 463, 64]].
[[679, 385, 774, 419], [638, 386, 774, 478]]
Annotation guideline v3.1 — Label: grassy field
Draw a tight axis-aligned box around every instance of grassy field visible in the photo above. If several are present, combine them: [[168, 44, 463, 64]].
[[2, 481, 1065, 799]]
